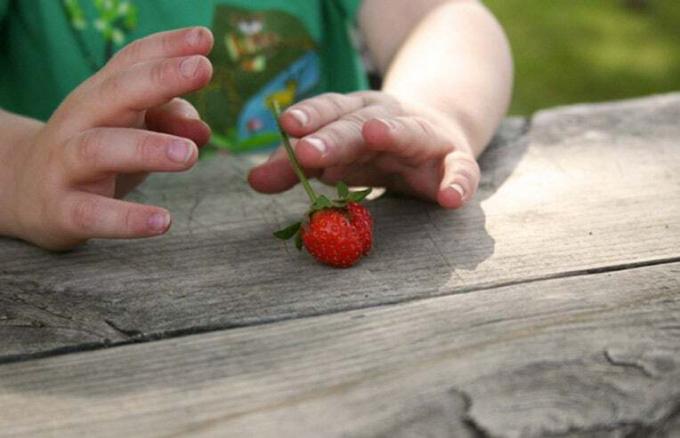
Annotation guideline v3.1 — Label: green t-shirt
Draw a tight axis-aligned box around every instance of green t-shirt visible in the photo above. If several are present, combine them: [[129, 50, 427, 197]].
[[0, 0, 367, 151]]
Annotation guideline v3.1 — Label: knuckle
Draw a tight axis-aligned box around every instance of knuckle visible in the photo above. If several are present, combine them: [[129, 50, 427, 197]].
[[318, 127, 344, 149], [458, 167, 478, 183], [136, 133, 161, 163], [117, 38, 143, 64], [359, 90, 382, 103], [360, 90, 397, 109], [304, 93, 344, 119], [159, 32, 174, 55], [69, 199, 98, 234], [342, 111, 368, 127], [101, 74, 125, 101], [309, 93, 342, 115], [323, 93, 347, 115], [453, 150, 480, 171], [320, 92, 343, 102], [411, 116, 436, 139], [77, 129, 105, 166], [150, 60, 172, 87], [64, 80, 92, 108], [122, 206, 137, 234], [451, 159, 480, 185], [469, 158, 481, 175]]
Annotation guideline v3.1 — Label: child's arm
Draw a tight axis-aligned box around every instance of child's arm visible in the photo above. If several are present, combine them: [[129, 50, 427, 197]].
[[249, 0, 513, 208], [0, 27, 214, 250], [365, 0, 513, 157]]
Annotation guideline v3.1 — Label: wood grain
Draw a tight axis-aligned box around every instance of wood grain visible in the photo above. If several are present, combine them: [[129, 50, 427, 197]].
[[1, 94, 680, 361], [1, 262, 678, 437]]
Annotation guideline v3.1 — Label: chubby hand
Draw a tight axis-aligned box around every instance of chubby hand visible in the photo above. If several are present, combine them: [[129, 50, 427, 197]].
[[248, 91, 481, 209], [4, 27, 213, 250]]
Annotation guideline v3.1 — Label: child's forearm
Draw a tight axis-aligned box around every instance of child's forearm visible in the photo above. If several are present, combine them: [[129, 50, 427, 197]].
[[0, 109, 44, 237], [361, 0, 513, 157]]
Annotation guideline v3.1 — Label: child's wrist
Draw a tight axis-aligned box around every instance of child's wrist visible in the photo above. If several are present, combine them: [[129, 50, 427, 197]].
[[0, 122, 43, 240]]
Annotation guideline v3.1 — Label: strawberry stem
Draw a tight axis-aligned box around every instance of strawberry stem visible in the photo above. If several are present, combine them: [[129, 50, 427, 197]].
[[271, 101, 318, 204]]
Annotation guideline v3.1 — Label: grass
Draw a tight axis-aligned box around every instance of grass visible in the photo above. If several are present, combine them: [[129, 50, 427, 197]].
[[483, 0, 680, 114]]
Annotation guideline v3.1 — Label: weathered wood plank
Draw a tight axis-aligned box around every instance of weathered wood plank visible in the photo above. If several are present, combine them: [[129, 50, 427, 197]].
[[1, 262, 678, 437], [1, 94, 680, 360]]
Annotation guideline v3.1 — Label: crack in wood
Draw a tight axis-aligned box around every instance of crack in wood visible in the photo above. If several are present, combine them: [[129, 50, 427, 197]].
[[603, 349, 654, 379], [0, 320, 247, 365], [453, 255, 680, 296], [103, 319, 142, 339], [4, 282, 76, 323], [541, 397, 680, 437], [371, 387, 496, 438], [448, 388, 496, 438], [186, 193, 206, 235], [0, 341, 110, 365]]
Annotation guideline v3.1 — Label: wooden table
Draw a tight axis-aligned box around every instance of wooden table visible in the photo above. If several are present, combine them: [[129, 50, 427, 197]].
[[1, 94, 679, 437]]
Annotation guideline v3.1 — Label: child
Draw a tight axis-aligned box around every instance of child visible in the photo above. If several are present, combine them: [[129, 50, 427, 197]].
[[0, 0, 512, 250]]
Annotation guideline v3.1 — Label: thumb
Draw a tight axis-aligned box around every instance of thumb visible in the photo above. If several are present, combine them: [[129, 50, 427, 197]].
[[437, 151, 480, 209]]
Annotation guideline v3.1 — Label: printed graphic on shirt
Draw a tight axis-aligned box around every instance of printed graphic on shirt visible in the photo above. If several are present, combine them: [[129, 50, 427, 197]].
[[189, 6, 321, 152], [62, 0, 138, 70]]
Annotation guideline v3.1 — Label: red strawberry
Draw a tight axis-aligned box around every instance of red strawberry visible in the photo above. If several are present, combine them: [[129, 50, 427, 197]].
[[274, 187, 374, 268], [301, 202, 373, 268], [347, 202, 373, 254], [269, 102, 374, 268]]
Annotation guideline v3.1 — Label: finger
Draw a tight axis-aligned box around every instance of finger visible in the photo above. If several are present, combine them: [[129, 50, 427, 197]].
[[248, 145, 322, 194], [106, 27, 214, 71], [64, 128, 198, 182], [60, 55, 212, 133], [61, 193, 171, 239], [362, 116, 455, 164], [145, 98, 211, 147], [437, 151, 481, 209], [279, 92, 370, 137], [293, 104, 393, 168]]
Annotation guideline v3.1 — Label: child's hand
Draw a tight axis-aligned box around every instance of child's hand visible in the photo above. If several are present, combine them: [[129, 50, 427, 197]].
[[2, 27, 213, 250], [248, 91, 481, 209]]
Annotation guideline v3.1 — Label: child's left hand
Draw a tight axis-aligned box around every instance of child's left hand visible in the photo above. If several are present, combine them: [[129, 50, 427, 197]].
[[248, 91, 480, 209]]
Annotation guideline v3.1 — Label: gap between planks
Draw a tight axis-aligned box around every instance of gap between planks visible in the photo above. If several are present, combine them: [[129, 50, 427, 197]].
[[2, 253, 679, 367]]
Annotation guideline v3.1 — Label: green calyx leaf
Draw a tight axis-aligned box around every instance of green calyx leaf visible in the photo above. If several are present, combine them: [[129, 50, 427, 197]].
[[335, 181, 371, 204], [274, 222, 301, 240], [347, 187, 372, 203], [295, 230, 303, 250], [336, 181, 349, 199], [310, 183, 373, 212], [312, 195, 333, 211]]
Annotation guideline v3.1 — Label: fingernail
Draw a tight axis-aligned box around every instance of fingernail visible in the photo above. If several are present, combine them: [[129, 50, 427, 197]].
[[304, 137, 327, 155], [288, 109, 309, 127], [450, 183, 465, 198], [186, 28, 203, 47], [167, 140, 193, 163], [147, 212, 170, 233], [180, 56, 201, 78]]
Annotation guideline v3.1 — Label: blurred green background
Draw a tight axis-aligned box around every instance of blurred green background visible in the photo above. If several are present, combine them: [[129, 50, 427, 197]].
[[483, 0, 680, 115]]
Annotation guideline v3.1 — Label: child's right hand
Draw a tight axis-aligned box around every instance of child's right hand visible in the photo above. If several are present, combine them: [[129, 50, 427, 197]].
[[0, 27, 214, 250]]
